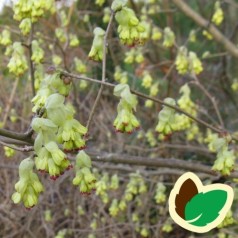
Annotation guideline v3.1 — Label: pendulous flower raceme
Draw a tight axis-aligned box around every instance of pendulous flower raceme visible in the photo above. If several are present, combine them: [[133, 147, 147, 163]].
[[31, 40, 44, 64], [31, 72, 72, 112], [211, 137, 235, 175], [13, 0, 55, 22], [96, 173, 110, 204], [163, 27, 175, 48], [112, 0, 146, 46], [175, 46, 203, 75], [19, 18, 32, 35], [0, 29, 12, 46], [122, 171, 147, 202], [57, 117, 87, 151], [88, 27, 105, 61], [35, 141, 72, 180], [113, 84, 140, 133], [175, 83, 198, 131], [212, 1, 224, 26], [12, 158, 44, 208], [154, 182, 166, 204], [31, 72, 87, 181], [7, 42, 28, 76], [155, 98, 177, 136], [72, 151, 96, 195]]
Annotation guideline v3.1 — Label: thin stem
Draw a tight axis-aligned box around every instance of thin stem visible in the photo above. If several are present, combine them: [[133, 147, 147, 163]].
[[0, 141, 33, 152], [191, 75, 224, 128], [86, 12, 114, 129], [2, 77, 19, 127]]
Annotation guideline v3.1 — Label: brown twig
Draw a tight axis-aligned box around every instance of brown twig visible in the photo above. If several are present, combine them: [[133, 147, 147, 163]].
[[0, 141, 33, 152], [191, 74, 224, 128]]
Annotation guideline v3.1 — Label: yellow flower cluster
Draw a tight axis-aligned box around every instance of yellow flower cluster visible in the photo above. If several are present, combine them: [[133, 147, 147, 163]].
[[212, 1, 224, 26], [163, 27, 175, 48], [13, 0, 55, 22], [175, 46, 203, 75], [142, 71, 153, 89], [175, 84, 198, 130], [211, 137, 235, 175], [114, 66, 129, 84], [8, 42, 28, 76], [112, 0, 146, 46], [124, 48, 144, 64]]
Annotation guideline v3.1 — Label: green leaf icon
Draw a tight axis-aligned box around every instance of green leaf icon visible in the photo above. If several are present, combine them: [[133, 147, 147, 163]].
[[185, 190, 227, 226]]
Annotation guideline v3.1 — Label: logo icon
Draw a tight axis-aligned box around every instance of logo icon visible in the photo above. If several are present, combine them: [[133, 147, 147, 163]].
[[168, 172, 234, 233]]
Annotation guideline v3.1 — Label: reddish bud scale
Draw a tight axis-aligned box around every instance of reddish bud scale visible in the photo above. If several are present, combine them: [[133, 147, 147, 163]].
[[115, 129, 124, 133], [163, 133, 172, 141], [76, 145, 86, 151], [38, 169, 46, 173], [50, 175, 59, 180], [63, 77, 72, 85], [127, 44, 136, 48], [84, 133, 89, 138], [25, 205, 34, 211], [46, 66, 56, 74], [88, 56, 100, 62], [219, 131, 228, 137], [66, 164, 73, 171], [80, 192, 91, 196]]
